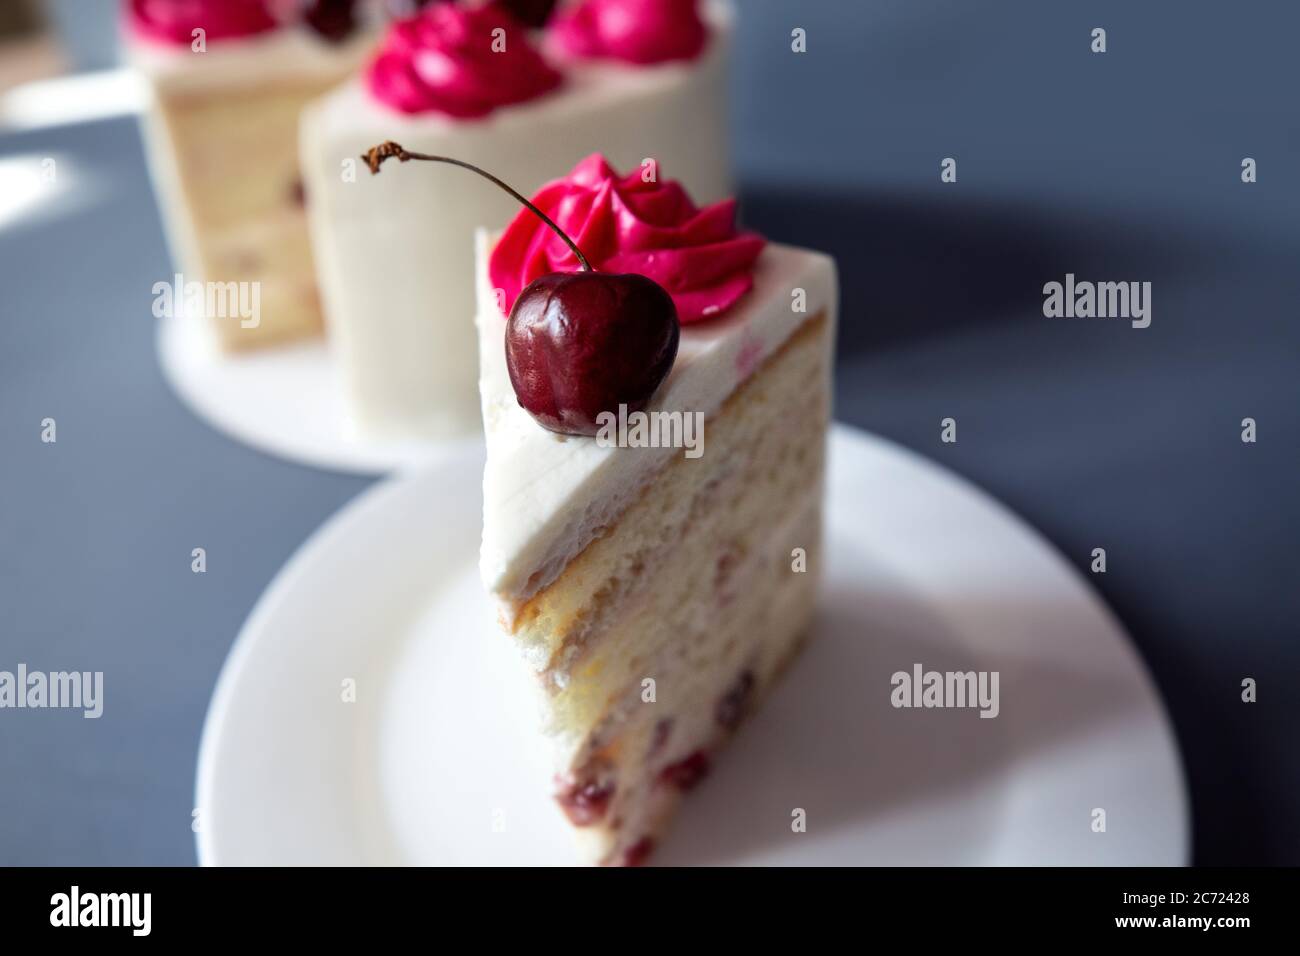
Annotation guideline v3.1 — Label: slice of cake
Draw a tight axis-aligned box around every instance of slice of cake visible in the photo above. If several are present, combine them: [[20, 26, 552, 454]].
[[300, 0, 733, 439], [470, 156, 838, 865], [124, 0, 377, 350]]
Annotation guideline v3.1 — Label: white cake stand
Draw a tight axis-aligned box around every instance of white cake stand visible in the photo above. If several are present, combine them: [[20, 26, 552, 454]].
[[156, 310, 481, 475]]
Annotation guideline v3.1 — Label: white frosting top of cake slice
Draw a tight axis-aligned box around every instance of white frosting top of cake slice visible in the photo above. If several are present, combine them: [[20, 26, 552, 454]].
[[475, 233, 838, 610]]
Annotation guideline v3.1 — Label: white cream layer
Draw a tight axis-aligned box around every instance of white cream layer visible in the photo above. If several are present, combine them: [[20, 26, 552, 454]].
[[475, 232, 838, 613], [299, 5, 733, 440]]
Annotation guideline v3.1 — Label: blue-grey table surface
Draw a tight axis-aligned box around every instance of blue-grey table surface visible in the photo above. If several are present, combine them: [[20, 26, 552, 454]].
[[1, 0, 1297, 865]]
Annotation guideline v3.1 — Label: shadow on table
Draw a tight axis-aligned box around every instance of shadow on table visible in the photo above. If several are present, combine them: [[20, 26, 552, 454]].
[[740, 185, 1213, 359]]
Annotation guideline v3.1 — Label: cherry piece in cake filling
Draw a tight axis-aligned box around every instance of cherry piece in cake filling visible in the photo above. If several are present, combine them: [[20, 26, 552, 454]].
[[620, 836, 656, 867], [658, 749, 711, 791], [555, 775, 615, 826], [715, 669, 756, 731], [649, 717, 673, 756]]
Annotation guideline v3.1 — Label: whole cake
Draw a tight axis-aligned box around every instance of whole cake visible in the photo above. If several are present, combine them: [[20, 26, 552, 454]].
[[301, 0, 733, 439], [124, 0, 378, 350], [458, 155, 836, 865]]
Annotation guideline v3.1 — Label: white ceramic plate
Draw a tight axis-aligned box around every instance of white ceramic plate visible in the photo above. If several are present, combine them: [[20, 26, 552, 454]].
[[156, 311, 479, 475], [196, 425, 1188, 866]]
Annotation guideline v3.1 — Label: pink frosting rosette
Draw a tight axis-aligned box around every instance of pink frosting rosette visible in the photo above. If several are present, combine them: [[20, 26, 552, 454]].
[[550, 0, 708, 65], [490, 155, 764, 325], [367, 2, 564, 117], [126, 0, 281, 44]]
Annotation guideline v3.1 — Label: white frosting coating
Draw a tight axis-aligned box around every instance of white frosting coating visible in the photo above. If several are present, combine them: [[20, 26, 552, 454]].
[[123, 27, 378, 93], [475, 232, 839, 606], [299, 5, 733, 440]]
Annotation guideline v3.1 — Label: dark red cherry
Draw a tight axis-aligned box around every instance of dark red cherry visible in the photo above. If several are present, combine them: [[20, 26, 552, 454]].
[[303, 0, 358, 43], [505, 271, 680, 436], [496, 0, 559, 27]]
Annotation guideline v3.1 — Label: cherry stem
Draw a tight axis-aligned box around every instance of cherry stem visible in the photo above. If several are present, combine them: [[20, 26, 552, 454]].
[[361, 141, 592, 272]]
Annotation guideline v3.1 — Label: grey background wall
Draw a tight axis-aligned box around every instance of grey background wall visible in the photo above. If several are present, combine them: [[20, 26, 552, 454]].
[[0, 0, 1296, 864]]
